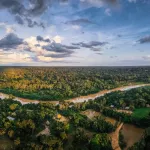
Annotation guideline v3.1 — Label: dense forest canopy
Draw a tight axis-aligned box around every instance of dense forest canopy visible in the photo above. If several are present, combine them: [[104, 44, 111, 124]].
[[0, 85, 150, 150], [0, 67, 150, 101]]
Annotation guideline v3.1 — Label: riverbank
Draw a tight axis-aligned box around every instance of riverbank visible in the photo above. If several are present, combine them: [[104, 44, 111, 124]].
[[0, 84, 150, 105]]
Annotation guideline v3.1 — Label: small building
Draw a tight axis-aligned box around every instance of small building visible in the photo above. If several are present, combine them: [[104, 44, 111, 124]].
[[7, 116, 15, 121], [69, 105, 74, 108], [46, 121, 50, 126], [125, 107, 130, 110], [57, 114, 62, 119], [110, 105, 114, 108], [146, 104, 150, 108]]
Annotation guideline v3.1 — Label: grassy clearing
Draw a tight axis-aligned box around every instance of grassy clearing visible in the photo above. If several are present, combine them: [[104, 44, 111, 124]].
[[132, 108, 150, 119]]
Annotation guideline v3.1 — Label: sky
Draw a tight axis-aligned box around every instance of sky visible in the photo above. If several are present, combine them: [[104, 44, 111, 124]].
[[0, 0, 150, 66]]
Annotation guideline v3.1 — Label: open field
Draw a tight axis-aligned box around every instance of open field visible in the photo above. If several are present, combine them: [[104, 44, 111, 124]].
[[132, 108, 150, 119]]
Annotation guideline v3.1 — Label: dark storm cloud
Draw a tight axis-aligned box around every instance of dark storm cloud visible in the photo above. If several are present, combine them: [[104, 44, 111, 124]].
[[25, 18, 45, 29], [15, 15, 24, 25], [35, 44, 41, 47], [28, 0, 50, 16], [40, 60, 80, 64], [15, 15, 45, 28], [44, 52, 73, 58], [91, 48, 102, 51], [72, 41, 108, 48], [0, 0, 119, 28], [42, 42, 79, 53], [0, 0, 49, 28], [96, 52, 103, 55], [42, 42, 80, 58], [0, 33, 23, 50], [0, 0, 49, 16], [36, 35, 51, 43], [138, 35, 150, 44], [65, 19, 93, 25], [62, 45, 80, 49]]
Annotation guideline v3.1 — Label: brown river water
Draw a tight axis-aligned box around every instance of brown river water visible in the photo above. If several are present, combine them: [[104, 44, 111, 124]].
[[121, 124, 144, 150], [0, 84, 150, 105]]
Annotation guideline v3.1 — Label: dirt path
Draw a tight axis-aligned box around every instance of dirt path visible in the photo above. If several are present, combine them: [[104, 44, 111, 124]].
[[36, 125, 50, 137], [110, 123, 123, 150], [0, 84, 150, 105]]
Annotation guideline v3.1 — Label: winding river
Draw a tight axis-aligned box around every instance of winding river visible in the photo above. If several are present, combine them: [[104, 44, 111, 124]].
[[0, 84, 150, 105]]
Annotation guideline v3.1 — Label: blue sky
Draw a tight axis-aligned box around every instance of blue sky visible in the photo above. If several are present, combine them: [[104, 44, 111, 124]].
[[0, 0, 150, 66]]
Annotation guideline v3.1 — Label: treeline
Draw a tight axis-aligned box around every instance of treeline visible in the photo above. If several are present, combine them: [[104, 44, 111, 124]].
[[0, 66, 150, 101]]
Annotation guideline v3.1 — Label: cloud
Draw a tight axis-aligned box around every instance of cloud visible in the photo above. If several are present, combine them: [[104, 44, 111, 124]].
[[0, 23, 15, 33], [0, 0, 48, 28], [0, 0, 49, 16], [44, 53, 73, 58], [25, 18, 45, 29], [81, 0, 120, 7], [128, 0, 137, 3], [142, 55, 150, 59], [0, 33, 24, 50], [42, 42, 79, 57], [72, 25, 81, 30], [0, 52, 33, 64], [65, 19, 93, 25], [138, 35, 150, 44], [96, 52, 103, 55], [37, 55, 62, 62], [105, 8, 111, 16], [15, 15, 24, 25], [110, 56, 117, 58], [24, 36, 79, 61], [91, 47, 102, 51], [53, 35, 63, 43], [36, 36, 51, 43], [72, 41, 108, 48], [15, 15, 45, 29]]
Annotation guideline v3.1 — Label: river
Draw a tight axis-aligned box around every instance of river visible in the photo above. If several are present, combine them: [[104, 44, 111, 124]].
[[0, 84, 150, 105]]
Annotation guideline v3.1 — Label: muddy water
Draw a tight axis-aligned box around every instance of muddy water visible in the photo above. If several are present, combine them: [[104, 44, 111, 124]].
[[0, 136, 14, 150], [121, 124, 144, 150], [0, 84, 150, 105]]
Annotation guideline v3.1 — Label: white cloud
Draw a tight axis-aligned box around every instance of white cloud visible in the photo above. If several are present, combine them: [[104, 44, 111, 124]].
[[0, 52, 32, 63], [37, 55, 63, 62], [24, 36, 49, 55], [143, 55, 150, 60], [128, 0, 136, 3], [72, 25, 81, 30], [0, 23, 15, 33], [105, 8, 111, 16], [53, 35, 63, 43]]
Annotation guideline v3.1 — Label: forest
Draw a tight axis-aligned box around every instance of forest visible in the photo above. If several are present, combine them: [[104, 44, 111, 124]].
[[0, 85, 150, 150], [0, 67, 150, 101]]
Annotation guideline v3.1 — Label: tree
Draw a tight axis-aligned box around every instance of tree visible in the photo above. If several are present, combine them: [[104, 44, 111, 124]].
[[90, 134, 112, 150]]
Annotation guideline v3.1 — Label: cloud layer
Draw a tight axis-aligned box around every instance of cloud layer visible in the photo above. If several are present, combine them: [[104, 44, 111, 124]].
[[0, 33, 23, 50]]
